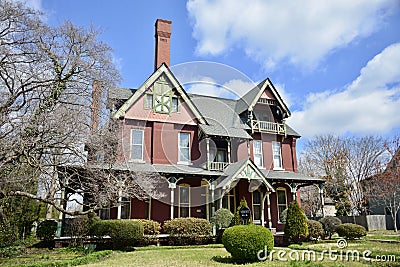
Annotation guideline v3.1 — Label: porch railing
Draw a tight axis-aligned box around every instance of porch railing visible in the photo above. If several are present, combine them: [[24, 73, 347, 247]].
[[208, 161, 229, 171], [251, 120, 285, 135]]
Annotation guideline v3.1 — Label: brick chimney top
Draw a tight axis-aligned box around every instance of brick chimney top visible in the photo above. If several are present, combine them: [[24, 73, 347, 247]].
[[154, 19, 172, 70]]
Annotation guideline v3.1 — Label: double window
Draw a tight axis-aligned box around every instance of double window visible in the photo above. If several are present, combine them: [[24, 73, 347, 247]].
[[272, 141, 283, 169], [253, 140, 263, 167], [131, 129, 144, 161], [179, 132, 191, 163]]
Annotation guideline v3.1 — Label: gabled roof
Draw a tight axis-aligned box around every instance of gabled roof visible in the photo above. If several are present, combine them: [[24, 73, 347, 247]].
[[236, 78, 291, 118], [113, 63, 207, 124], [215, 158, 275, 191]]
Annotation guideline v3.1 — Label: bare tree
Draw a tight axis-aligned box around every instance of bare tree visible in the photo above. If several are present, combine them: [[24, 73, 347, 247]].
[[0, 0, 163, 223], [364, 137, 400, 232], [299, 134, 386, 216]]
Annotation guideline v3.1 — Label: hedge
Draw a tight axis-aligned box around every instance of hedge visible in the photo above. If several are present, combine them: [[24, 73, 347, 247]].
[[132, 219, 161, 246], [163, 217, 212, 245], [90, 220, 143, 249], [222, 224, 274, 262], [319, 216, 342, 239], [336, 223, 367, 239], [307, 220, 325, 241]]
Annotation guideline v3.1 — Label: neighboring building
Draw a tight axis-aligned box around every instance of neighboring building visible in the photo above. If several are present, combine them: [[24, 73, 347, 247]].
[[89, 19, 324, 232]]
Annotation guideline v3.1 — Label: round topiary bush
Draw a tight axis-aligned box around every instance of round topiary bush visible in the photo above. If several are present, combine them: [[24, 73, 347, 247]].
[[90, 220, 143, 249], [336, 223, 367, 239], [319, 216, 342, 239], [36, 219, 58, 242], [222, 224, 274, 262], [284, 201, 309, 244], [132, 219, 161, 235], [211, 208, 234, 229], [307, 220, 325, 241]]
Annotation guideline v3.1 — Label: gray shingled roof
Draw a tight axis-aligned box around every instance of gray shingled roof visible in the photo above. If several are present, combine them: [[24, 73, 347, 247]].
[[190, 94, 251, 139], [109, 81, 300, 138], [262, 170, 325, 183]]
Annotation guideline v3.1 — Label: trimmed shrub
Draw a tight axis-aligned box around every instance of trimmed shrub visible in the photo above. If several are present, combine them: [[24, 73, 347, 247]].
[[163, 217, 212, 245], [0, 224, 18, 248], [231, 198, 253, 226], [211, 208, 234, 229], [307, 220, 325, 241], [90, 220, 143, 249], [132, 219, 161, 235], [36, 220, 58, 242], [284, 201, 309, 244], [336, 223, 367, 239], [319, 216, 342, 239], [222, 224, 274, 262]]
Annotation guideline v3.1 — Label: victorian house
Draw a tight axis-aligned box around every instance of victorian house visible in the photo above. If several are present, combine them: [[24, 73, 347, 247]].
[[92, 19, 324, 232]]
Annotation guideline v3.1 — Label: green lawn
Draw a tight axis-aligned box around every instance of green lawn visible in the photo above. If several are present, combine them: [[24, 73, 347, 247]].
[[365, 230, 400, 242], [80, 242, 400, 267]]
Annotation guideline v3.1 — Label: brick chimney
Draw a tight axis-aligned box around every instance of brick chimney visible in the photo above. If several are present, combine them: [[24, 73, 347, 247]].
[[154, 19, 172, 70]]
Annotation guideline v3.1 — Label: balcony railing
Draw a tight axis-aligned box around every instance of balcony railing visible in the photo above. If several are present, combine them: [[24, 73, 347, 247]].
[[208, 161, 229, 171], [251, 120, 286, 135]]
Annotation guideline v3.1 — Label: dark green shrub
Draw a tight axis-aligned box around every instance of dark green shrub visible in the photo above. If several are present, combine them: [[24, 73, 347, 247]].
[[211, 208, 233, 229], [222, 224, 274, 262], [0, 224, 18, 248], [163, 217, 212, 245], [279, 208, 288, 223], [231, 198, 253, 226], [0, 246, 25, 258], [284, 201, 308, 244], [36, 220, 58, 242], [132, 219, 161, 235], [319, 216, 342, 239], [336, 223, 367, 239], [307, 220, 325, 241], [90, 220, 143, 249]]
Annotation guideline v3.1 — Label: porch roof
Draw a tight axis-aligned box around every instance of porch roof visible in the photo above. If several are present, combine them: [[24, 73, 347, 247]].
[[262, 169, 325, 184], [215, 158, 275, 192]]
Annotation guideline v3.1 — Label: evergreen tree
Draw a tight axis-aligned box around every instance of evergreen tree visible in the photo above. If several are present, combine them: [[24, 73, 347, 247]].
[[284, 201, 309, 243]]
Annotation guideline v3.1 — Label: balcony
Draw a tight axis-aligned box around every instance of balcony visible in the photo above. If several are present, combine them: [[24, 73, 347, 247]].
[[251, 120, 285, 135], [208, 161, 229, 171]]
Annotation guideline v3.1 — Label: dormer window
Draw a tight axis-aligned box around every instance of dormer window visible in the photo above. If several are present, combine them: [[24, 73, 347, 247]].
[[171, 97, 179, 112], [145, 94, 153, 109]]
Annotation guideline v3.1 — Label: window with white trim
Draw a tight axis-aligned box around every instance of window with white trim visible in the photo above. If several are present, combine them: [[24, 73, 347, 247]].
[[131, 129, 144, 160], [253, 140, 263, 167], [272, 141, 283, 169], [277, 188, 287, 222], [252, 190, 262, 223], [179, 132, 190, 163], [120, 197, 131, 219], [179, 184, 190, 217], [99, 207, 110, 220], [171, 97, 179, 112], [144, 94, 153, 109]]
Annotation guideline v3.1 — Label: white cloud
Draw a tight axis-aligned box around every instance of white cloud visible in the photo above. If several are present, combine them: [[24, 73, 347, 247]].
[[287, 43, 400, 137], [187, 0, 398, 69]]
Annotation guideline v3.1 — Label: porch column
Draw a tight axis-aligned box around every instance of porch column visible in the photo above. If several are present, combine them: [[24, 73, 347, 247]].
[[227, 138, 231, 163], [261, 192, 268, 227], [210, 182, 215, 218], [206, 138, 210, 170], [117, 184, 122, 219], [266, 192, 272, 229], [319, 184, 325, 217], [169, 177, 177, 219], [246, 139, 251, 157]]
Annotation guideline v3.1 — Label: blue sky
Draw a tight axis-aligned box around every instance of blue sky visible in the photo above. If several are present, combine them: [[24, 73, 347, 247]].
[[25, 0, 400, 148]]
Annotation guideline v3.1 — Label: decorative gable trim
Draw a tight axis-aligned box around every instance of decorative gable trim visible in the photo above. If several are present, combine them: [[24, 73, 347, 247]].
[[247, 78, 290, 118], [217, 158, 275, 192], [113, 63, 207, 124]]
